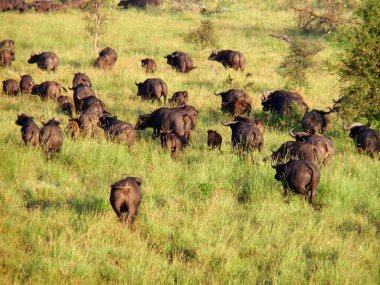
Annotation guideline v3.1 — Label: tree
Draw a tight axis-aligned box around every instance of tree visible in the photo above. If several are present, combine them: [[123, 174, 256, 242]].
[[335, 0, 380, 123], [84, 0, 114, 54], [289, 0, 357, 33]]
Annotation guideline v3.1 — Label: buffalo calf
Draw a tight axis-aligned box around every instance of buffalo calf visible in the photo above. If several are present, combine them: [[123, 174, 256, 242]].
[[66, 118, 80, 139], [160, 130, 181, 158], [141, 58, 156, 73], [207, 130, 222, 150], [28, 52, 59, 72], [3, 79, 19, 96], [169, 91, 188, 106], [19, 75, 35, 95]]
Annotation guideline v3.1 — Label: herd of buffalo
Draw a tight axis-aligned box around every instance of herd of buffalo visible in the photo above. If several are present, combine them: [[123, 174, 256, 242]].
[[0, 0, 164, 13], [1, 9, 379, 223]]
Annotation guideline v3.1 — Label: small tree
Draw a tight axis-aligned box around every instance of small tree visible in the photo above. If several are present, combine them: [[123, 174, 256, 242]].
[[335, 0, 380, 123], [84, 0, 114, 54], [184, 20, 219, 49], [278, 38, 324, 88], [289, 0, 357, 33]]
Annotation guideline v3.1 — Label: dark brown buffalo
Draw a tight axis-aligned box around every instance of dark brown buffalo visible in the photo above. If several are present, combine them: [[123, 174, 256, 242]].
[[291, 131, 335, 165], [95, 47, 117, 69], [269, 141, 321, 165], [99, 113, 136, 148], [302, 108, 336, 134], [214, 89, 252, 116], [3, 79, 19, 96], [40, 118, 63, 154], [32, 1, 66, 12], [117, 0, 162, 8], [208, 50, 245, 71], [164, 51, 196, 73], [15, 113, 40, 146], [344, 123, 380, 157], [0, 0, 15, 11], [32, 81, 66, 100], [66, 118, 80, 139], [0, 50, 13, 67], [62, 0, 85, 8], [78, 111, 103, 138], [17, 1, 33, 12], [110, 176, 142, 224], [72, 72, 91, 88], [172, 105, 198, 140], [57, 96, 74, 118], [69, 83, 96, 112], [0, 39, 15, 60], [261, 90, 308, 116], [19, 75, 35, 95], [273, 160, 320, 204], [223, 121, 264, 153], [233, 115, 266, 134], [135, 78, 168, 104], [141, 58, 156, 73], [160, 130, 181, 158], [169, 91, 188, 106], [135, 107, 189, 145], [80, 96, 106, 117], [207, 130, 222, 150], [28, 52, 59, 72]]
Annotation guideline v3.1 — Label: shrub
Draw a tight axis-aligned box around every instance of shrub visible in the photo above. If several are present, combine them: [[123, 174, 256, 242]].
[[184, 20, 219, 49], [278, 38, 324, 88]]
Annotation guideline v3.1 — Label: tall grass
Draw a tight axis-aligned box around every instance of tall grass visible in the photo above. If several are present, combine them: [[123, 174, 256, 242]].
[[0, 2, 379, 284]]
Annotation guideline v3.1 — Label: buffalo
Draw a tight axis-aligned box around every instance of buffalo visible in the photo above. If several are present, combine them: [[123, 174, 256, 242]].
[[302, 108, 336, 134], [15, 113, 40, 146], [135, 78, 168, 104], [261, 90, 308, 116], [141, 58, 156, 73], [268, 141, 321, 165], [290, 131, 335, 165], [214, 89, 252, 116], [28, 52, 59, 72], [78, 111, 104, 138], [170, 105, 198, 140], [169, 91, 188, 106], [0, 50, 13, 67], [164, 51, 196, 73], [118, 0, 162, 8], [135, 107, 190, 144], [66, 118, 80, 139], [39, 118, 63, 154], [208, 50, 245, 71], [69, 83, 96, 112], [0, 39, 15, 60], [95, 47, 117, 69], [110, 176, 142, 224], [344, 123, 380, 157], [99, 113, 136, 149], [273, 160, 320, 204], [72, 72, 91, 88], [19, 75, 35, 95], [233, 115, 266, 134], [223, 120, 264, 153], [80, 96, 106, 117], [32, 81, 67, 100], [32, 1, 67, 12], [3, 79, 19, 96], [160, 130, 182, 158], [57, 96, 74, 118], [207, 130, 222, 150]]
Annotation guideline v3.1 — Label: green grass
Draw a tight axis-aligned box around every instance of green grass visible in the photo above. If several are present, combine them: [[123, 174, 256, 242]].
[[0, 1, 379, 284]]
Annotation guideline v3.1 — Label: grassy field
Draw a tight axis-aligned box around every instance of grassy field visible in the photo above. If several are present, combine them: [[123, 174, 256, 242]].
[[0, 1, 379, 284]]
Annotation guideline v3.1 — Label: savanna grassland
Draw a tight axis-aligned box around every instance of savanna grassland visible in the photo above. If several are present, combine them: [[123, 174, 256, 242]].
[[0, 1, 379, 284]]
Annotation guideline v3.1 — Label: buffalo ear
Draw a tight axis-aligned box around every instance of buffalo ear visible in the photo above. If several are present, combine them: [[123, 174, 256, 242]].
[[183, 91, 188, 97], [366, 122, 371, 127]]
